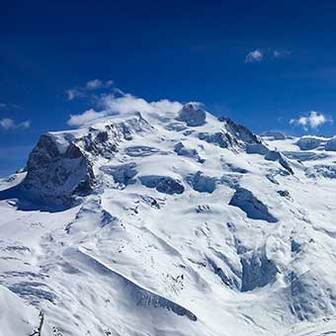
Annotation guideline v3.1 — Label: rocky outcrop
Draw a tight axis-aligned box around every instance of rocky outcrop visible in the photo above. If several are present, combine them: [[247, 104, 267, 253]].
[[296, 136, 325, 150], [229, 187, 278, 223], [186, 171, 217, 193], [264, 150, 294, 174], [22, 134, 94, 205], [21, 114, 151, 205], [199, 116, 268, 153], [240, 250, 278, 292], [174, 142, 204, 163], [139, 175, 185, 194], [100, 162, 138, 187], [325, 137, 336, 151], [176, 103, 206, 127]]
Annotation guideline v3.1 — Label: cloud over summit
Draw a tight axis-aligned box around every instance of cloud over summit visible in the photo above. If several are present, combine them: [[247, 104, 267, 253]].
[[67, 87, 183, 127]]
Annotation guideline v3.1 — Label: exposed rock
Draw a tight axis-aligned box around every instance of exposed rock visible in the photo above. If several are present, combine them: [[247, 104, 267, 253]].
[[282, 151, 329, 162], [100, 162, 137, 186], [240, 250, 278, 292], [174, 142, 204, 163], [200, 116, 268, 153], [229, 187, 278, 223], [218, 116, 261, 144], [198, 131, 231, 148], [306, 164, 336, 179], [246, 143, 269, 155], [325, 137, 336, 151], [21, 135, 94, 205], [176, 102, 206, 127], [187, 171, 217, 193], [207, 257, 240, 289], [20, 114, 151, 205], [139, 175, 185, 194], [277, 190, 291, 199], [296, 136, 325, 150], [125, 146, 160, 157], [265, 150, 294, 174]]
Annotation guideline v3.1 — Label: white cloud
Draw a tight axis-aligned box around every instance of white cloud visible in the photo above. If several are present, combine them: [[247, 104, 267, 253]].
[[273, 49, 291, 59], [0, 118, 15, 129], [245, 48, 291, 63], [66, 89, 83, 101], [290, 111, 332, 130], [245, 49, 264, 63], [20, 120, 31, 129], [85, 79, 103, 90], [67, 93, 183, 127], [68, 109, 107, 127], [103, 94, 182, 116], [0, 118, 31, 130], [66, 79, 114, 100]]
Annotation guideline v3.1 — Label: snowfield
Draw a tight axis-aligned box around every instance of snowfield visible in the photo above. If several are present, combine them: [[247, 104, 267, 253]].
[[1, 103, 336, 335]]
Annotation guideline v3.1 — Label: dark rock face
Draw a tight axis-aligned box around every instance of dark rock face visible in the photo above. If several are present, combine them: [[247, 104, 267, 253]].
[[176, 103, 206, 127], [174, 142, 204, 163], [219, 116, 260, 144], [139, 175, 185, 195], [198, 132, 231, 149], [125, 146, 160, 157], [296, 137, 324, 150], [265, 150, 294, 175], [306, 164, 336, 179], [325, 137, 336, 151], [207, 257, 240, 290], [21, 114, 152, 205], [246, 143, 269, 155], [22, 135, 94, 205], [199, 116, 268, 153], [229, 187, 278, 223], [187, 171, 217, 193], [240, 251, 278, 292], [100, 163, 138, 186]]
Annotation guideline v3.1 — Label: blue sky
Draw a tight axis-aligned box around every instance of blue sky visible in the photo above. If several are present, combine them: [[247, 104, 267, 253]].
[[1, 0, 336, 176]]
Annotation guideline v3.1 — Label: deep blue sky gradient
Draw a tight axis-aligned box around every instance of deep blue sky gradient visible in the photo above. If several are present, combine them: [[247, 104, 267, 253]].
[[2, 0, 336, 175]]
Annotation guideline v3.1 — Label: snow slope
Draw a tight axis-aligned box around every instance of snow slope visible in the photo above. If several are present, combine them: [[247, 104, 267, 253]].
[[1, 104, 336, 335]]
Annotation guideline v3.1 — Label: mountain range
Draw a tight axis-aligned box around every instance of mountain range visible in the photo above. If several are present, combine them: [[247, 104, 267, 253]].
[[1, 103, 336, 336]]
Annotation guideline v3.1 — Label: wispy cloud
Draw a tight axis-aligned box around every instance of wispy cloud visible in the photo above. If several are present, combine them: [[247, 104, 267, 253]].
[[245, 49, 264, 63], [0, 102, 22, 111], [290, 111, 332, 130], [0, 118, 31, 130], [67, 90, 182, 127], [272, 49, 291, 59], [66, 79, 114, 100], [245, 48, 291, 63]]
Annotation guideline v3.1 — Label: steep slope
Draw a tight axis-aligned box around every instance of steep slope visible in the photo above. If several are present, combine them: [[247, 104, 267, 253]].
[[1, 104, 336, 335]]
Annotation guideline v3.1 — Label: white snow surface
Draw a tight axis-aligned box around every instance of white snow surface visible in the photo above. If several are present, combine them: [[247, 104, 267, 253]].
[[1, 106, 336, 335]]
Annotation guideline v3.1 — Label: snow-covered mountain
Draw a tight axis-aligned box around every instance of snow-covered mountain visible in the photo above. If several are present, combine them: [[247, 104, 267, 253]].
[[1, 103, 336, 335]]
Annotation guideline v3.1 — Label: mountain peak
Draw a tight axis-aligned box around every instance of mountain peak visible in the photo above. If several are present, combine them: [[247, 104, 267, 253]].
[[14, 107, 284, 206]]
